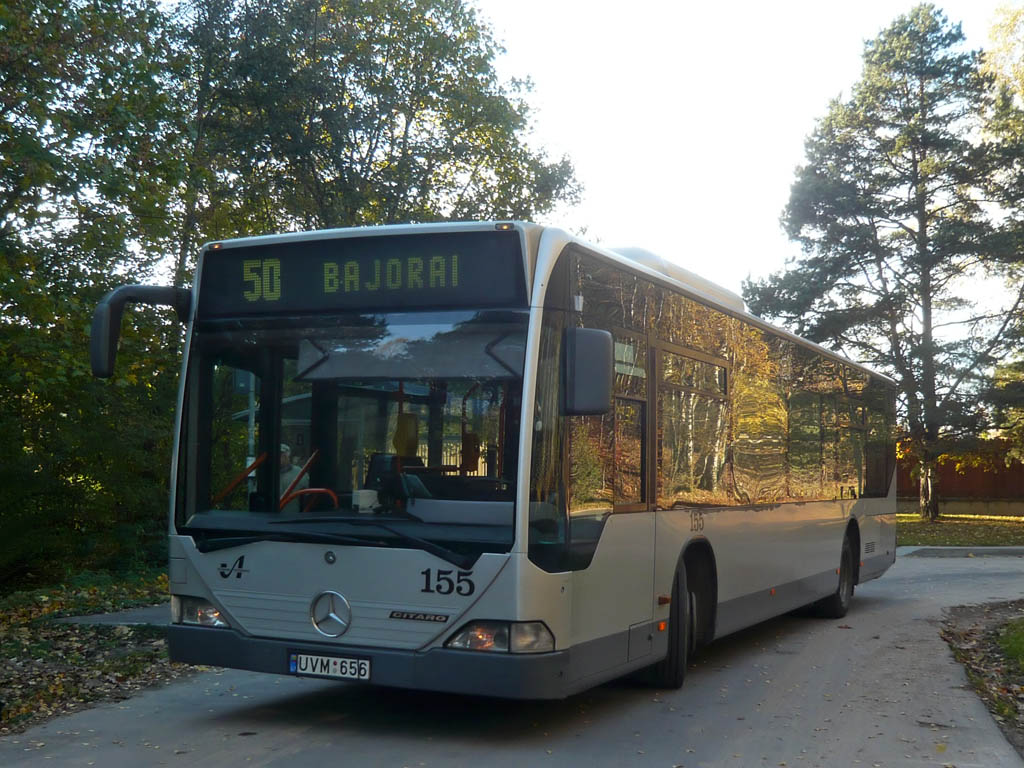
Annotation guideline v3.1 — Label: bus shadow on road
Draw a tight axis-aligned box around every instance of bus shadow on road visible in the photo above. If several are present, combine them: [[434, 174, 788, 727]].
[[202, 677, 658, 745], [194, 596, 898, 747]]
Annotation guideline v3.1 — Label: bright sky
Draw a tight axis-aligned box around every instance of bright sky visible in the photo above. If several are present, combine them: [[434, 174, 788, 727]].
[[473, 0, 1011, 295]]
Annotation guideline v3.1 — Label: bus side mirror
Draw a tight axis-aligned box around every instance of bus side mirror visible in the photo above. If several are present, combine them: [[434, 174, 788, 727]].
[[91, 285, 192, 378], [564, 328, 612, 415]]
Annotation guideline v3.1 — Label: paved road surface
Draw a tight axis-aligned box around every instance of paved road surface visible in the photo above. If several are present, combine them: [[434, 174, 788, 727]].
[[3, 549, 1023, 767]]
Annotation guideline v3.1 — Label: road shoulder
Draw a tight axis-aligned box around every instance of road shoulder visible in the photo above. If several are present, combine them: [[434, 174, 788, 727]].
[[943, 598, 1024, 761]]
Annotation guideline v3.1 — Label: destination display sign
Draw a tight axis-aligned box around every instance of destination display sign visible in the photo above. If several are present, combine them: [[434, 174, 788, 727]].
[[196, 229, 526, 318]]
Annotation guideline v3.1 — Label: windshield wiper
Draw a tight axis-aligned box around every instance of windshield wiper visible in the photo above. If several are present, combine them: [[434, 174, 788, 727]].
[[269, 516, 475, 568], [193, 530, 382, 553]]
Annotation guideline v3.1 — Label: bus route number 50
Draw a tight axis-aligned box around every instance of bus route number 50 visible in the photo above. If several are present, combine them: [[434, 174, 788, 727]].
[[243, 258, 282, 302]]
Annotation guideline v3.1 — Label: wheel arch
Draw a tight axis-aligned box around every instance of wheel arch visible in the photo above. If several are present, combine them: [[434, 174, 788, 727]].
[[846, 518, 861, 585], [681, 538, 718, 650]]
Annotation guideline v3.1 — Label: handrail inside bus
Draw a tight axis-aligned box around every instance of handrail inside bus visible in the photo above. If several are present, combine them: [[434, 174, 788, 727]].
[[213, 452, 268, 506]]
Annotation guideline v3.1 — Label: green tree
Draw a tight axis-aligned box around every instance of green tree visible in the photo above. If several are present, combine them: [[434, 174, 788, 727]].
[[982, 5, 1024, 457], [1, 0, 183, 585], [986, 360, 1024, 465], [167, 0, 580, 281], [985, 3, 1024, 96], [743, 5, 1024, 520], [1, 0, 580, 587]]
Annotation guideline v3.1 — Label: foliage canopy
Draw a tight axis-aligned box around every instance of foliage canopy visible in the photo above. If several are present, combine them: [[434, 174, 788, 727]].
[[0, 0, 579, 588], [168, 0, 578, 279]]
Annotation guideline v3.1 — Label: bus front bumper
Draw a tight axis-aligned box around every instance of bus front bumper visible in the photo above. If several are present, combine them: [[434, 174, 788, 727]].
[[168, 624, 571, 699]]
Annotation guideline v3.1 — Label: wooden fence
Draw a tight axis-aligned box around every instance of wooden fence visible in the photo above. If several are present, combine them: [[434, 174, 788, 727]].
[[897, 457, 1024, 500]]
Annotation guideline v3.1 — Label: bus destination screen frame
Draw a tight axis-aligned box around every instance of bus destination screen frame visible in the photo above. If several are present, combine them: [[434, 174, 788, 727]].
[[196, 229, 527, 319]]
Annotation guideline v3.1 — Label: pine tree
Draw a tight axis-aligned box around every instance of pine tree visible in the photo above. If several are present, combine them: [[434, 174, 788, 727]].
[[743, 5, 1024, 520]]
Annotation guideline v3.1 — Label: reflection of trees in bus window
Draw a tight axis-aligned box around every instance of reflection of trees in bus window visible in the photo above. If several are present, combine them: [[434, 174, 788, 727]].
[[577, 255, 624, 330], [863, 384, 896, 497], [785, 348, 870, 502], [837, 417, 864, 498], [787, 391, 823, 499], [576, 254, 660, 334], [614, 334, 647, 397], [574, 246, 897, 510], [620, 273, 652, 332], [730, 328, 788, 504], [819, 395, 837, 494], [614, 399, 645, 504], [836, 368, 870, 498], [652, 289, 730, 357], [662, 352, 727, 395], [568, 400, 645, 512], [569, 414, 613, 513], [794, 352, 841, 395], [657, 387, 728, 508]]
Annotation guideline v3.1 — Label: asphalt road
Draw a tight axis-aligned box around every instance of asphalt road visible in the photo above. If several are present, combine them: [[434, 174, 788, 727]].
[[3, 549, 1023, 767]]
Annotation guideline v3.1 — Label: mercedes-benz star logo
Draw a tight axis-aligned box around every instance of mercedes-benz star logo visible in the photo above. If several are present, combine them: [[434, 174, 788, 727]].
[[310, 590, 352, 637]]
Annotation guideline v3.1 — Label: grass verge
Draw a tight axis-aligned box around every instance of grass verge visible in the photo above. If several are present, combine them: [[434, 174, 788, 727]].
[[1000, 618, 1024, 670], [0, 571, 190, 734], [897, 514, 1024, 546]]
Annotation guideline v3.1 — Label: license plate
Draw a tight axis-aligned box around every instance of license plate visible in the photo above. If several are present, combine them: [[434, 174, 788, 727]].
[[289, 652, 370, 681]]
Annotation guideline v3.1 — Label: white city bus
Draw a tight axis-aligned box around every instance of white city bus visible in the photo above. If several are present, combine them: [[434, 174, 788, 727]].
[[92, 222, 897, 698]]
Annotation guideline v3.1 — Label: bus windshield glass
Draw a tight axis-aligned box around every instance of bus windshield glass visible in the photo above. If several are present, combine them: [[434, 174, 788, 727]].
[[176, 310, 526, 561]]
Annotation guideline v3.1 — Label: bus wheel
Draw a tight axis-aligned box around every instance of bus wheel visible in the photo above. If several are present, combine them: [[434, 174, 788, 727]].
[[649, 566, 690, 689], [815, 535, 854, 619]]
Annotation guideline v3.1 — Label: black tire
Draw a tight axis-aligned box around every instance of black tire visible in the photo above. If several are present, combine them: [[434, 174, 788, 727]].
[[649, 566, 690, 688], [815, 535, 854, 619]]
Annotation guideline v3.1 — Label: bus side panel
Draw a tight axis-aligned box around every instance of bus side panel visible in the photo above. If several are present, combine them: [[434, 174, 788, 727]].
[[692, 501, 848, 639], [653, 509, 691, 627], [568, 512, 654, 682], [856, 499, 897, 583], [509, 554, 573, 650]]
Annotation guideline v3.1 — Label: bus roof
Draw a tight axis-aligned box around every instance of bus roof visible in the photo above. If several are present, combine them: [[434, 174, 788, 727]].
[[539, 226, 897, 389]]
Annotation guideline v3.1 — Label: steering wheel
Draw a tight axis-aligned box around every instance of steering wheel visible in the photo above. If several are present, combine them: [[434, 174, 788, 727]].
[[279, 487, 339, 512]]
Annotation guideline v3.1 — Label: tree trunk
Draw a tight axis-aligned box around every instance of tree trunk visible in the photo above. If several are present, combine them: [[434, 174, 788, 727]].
[[918, 455, 940, 521]]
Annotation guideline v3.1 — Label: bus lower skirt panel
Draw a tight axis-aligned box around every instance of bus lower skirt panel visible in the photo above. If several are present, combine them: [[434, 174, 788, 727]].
[[168, 625, 573, 699]]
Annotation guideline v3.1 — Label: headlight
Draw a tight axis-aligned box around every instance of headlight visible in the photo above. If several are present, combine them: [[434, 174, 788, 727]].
[[446, 621, 509, 651], [510, 621, 556, 653], [446, 621, 554, 653], [172, 595, 229, 628]]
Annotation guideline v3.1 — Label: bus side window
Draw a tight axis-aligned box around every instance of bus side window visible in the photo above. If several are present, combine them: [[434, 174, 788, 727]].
[[569, 414, 613, 513], [613, 399, 644, 505]]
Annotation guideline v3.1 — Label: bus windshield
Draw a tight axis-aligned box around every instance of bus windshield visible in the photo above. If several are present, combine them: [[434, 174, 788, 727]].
[[176, 310, 526, 561]]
